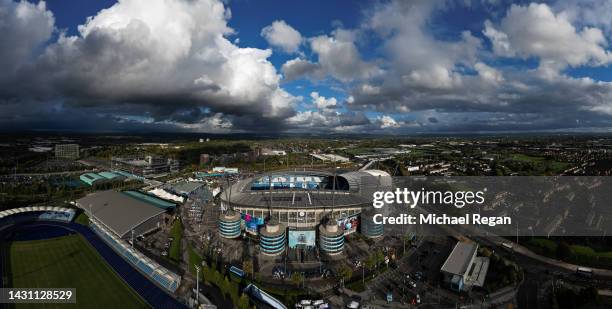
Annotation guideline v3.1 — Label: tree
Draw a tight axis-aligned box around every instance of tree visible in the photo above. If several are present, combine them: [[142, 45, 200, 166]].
[[375, 249, 385, 265], [402, 235, 412, 254], [222, 276, 231, 298], [291, 272, 304, 287], [480, 247, 493, 257], [578, 286, 598, 305], [556, 242, 572, 260], [365, 255, 377, 270], [238, 293, 250, 309], [338, 264, 353, 282], [243, 260, 254, 279]]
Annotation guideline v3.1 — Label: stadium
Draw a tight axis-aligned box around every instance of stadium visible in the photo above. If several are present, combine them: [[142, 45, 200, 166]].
[[0, 206, 184, 308], [218, 169, 392, 256]]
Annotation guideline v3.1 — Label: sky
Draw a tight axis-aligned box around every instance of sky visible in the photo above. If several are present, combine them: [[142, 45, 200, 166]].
[[1, 0, 612, 134]]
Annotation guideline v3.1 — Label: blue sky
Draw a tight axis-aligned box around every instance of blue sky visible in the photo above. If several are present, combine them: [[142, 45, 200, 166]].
[[2, 0, 612, 133]]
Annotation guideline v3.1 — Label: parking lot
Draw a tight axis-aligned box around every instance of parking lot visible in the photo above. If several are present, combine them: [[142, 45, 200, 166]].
[[352, 236, 458, 307]]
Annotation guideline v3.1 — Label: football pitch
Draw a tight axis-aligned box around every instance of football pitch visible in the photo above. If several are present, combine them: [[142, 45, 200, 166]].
[[5, 234, 149, 309]]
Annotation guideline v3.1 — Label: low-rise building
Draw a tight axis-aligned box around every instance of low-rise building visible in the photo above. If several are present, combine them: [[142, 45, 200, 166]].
[[80, 173, 107, 186], [440, 241, 489, 292], [111, 155, 179, 178], [55, 144, 79, 159], [310, 153, 350, 163]]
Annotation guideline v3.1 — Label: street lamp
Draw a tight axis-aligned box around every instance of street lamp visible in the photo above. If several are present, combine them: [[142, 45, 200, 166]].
[[362, 264, 365, 286], [195, 265, 201, 306]]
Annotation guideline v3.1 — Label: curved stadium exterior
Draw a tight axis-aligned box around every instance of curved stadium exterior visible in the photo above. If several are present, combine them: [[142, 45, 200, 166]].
[[219, 169, 390, 230]]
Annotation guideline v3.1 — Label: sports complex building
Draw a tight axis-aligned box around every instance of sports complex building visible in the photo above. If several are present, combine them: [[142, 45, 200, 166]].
[[74, 190, 181, 292], [218, 169, 391, 256], [0, 204, 182, 303], [76, 190, 175, 239], [80, 171, 127, 186]]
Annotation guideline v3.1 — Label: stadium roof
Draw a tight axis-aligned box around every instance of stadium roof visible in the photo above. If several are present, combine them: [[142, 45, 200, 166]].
[[80, 173, 106, 186], [123, 191, 176, 210], [167, 181, 204, 195], [441, 242, 478, 276], [98, 171, 124, 180], [81, 173, 105, 181], [222, 170, 391, 208], [76, 190, 166, 237]]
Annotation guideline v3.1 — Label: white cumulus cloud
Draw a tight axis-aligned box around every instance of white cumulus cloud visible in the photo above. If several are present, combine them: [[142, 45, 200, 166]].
[[484, 3, 612, 76], [310, 92, 337, 109], [376, 115, 400, 129], [261, 20, 302, 53]]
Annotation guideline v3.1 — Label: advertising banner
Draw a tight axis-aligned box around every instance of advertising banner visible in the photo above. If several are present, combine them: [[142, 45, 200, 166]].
[[337, 215, 360, 235], [241, 213, 265, 235], [288, 229, 316, 248]]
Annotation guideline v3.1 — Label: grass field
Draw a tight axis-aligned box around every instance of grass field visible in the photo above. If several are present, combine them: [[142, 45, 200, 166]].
[[508, 154, 570, 174], [7, 234, 148, 309], [168, 219, 183, 264]]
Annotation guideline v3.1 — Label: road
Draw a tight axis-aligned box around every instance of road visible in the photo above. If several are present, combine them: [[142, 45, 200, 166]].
[[473, 235, 612, 278], [416, 201, 612, 279], [2, 169, 95, 177]]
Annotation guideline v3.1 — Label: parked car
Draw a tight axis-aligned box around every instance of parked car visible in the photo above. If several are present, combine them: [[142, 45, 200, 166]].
[[313, 300, 324, 306], [408, 279, 417, 288], [299, 300, 312, 306]]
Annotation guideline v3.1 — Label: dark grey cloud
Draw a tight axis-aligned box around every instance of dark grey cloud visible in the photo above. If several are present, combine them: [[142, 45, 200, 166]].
[[281, 58, 325, 81], [0, 0, 297, 132]]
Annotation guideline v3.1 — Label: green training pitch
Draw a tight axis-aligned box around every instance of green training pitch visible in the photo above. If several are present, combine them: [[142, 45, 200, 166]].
[[5, 234, 149, 309]]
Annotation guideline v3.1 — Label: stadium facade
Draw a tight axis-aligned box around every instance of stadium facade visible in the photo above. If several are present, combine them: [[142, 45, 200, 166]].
[[218, 169, 391, 256]]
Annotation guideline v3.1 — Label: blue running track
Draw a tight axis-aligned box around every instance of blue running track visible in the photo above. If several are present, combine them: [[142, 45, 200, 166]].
[[0, 220, 187, 309]]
